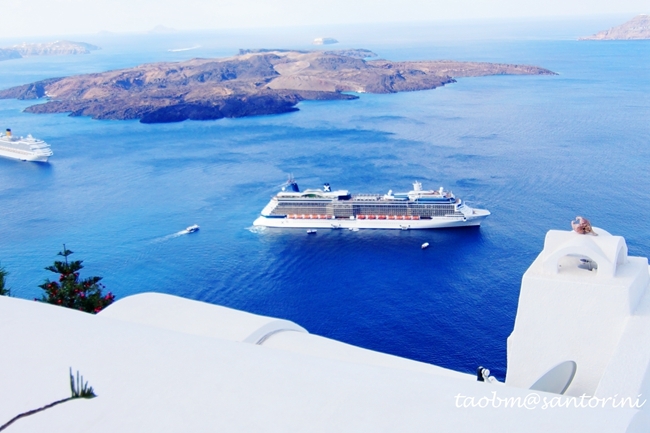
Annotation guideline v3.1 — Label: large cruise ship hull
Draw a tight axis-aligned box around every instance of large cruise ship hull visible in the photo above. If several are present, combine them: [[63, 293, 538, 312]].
[[0, 148, 50, 162], [255, 179, 490, 230], [254, 209, 490, 230]]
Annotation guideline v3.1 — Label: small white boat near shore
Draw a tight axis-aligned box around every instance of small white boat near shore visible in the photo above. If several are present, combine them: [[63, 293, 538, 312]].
[[421, 242, 430, 249], [186, 224, 200, 233]]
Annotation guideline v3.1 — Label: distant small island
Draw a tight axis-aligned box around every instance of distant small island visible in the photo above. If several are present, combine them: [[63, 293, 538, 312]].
[[579, 14, 650, 40], [0, 48, 556, 124], [313, 37, 338, 45], [0, 40, 100, 62]]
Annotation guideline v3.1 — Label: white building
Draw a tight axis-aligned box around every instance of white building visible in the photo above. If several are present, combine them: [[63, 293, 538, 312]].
[[1, 227, 649, 432]]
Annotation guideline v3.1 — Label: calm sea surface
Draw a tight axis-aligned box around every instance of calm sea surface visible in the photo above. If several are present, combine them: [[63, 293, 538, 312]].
[[1, 21, 648, 379]]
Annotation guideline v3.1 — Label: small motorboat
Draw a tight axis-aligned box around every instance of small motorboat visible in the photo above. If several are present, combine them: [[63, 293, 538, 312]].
[[421, 242, 430, 249], [186, 224, 200, 233], [307, 229, 317, 234]]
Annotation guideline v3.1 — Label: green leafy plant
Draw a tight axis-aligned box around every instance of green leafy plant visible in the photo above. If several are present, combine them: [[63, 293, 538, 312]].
[[38, 245, 114, 314], [0, 369, 96, 432], [0, 265, 10, 296]]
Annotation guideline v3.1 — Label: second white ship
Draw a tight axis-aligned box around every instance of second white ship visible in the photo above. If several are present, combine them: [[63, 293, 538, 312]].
[[0, 129, 53, 162], [254, 178, 490, 230]]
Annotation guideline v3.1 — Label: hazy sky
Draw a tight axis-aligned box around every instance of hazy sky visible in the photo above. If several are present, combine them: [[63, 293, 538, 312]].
[[1, 0, 647, 38]]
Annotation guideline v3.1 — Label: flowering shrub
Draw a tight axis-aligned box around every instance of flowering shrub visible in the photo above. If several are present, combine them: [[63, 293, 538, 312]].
[[38, 245, 114, 314]]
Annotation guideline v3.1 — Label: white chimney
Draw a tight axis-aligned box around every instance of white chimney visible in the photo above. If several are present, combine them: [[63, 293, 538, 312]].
[[506, 227, 649, 397]]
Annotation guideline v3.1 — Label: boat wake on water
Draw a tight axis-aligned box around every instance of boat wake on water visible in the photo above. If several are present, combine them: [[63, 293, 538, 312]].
[[167, 46, 201, 52], [150, 231, 190, 243], [150, 226, 200, 243]]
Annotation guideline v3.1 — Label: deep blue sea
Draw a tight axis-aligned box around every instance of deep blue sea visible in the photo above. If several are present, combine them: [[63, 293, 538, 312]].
[[1, 20, 649, 380]]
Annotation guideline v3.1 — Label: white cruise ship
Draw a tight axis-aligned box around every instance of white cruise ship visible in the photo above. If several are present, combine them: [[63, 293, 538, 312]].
[[0, 128, 53, 162], [254, 178, 490, 230]]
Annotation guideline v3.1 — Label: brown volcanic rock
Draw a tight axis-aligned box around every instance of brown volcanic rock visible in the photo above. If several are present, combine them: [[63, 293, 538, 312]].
[[1, 77, 63, 99], [580, 15, 650, 40], [0, 49, 556, 123]]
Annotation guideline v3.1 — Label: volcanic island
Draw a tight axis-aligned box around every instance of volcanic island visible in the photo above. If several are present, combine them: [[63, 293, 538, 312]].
[[0, 40, 100, 61], [579, 14, 650, 40], [0, 48, 557, 124]]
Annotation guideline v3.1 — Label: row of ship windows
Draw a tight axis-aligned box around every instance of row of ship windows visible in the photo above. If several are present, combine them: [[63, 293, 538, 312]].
[[273, 205, 458, 217], [276, 203, 456, 210], [0, 146, 32, 154]]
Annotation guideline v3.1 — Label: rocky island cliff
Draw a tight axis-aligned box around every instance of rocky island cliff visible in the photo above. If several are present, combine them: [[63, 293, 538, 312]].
[[0, 48, 22, 61], [579, 14, 650, 40], [0, 49, 556, 124]]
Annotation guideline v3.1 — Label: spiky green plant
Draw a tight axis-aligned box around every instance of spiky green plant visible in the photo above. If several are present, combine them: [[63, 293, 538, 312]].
[[0, 369, 96, 432], [69, 368, 96, 398]]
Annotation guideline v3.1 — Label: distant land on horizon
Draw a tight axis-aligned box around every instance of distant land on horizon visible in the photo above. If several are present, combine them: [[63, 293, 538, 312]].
[[579, 14, 650, 40], [0, 40, 100, 62], [0, 48, 556, 124], [149, 25, 178, 34]]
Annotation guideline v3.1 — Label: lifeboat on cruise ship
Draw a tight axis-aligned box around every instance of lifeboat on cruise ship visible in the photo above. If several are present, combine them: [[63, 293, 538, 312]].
[[378, 215, 387, 220], [357, 215, 366, 219]]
